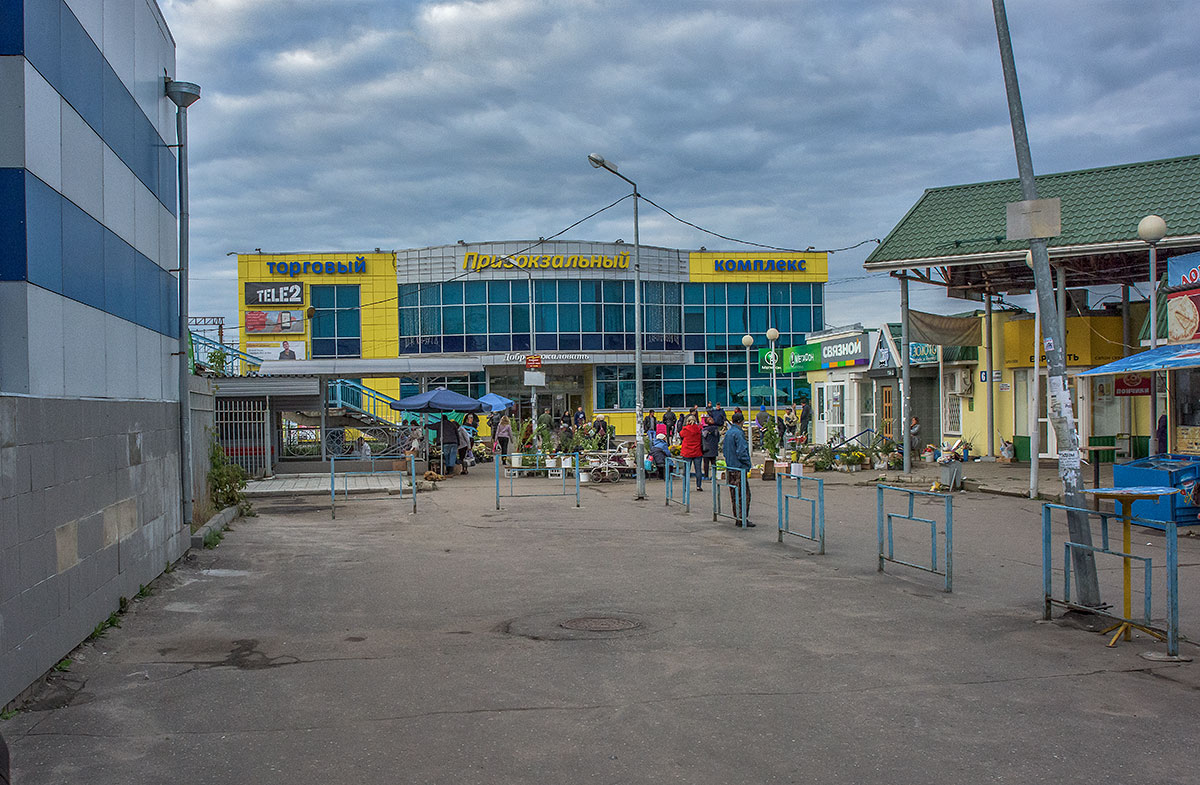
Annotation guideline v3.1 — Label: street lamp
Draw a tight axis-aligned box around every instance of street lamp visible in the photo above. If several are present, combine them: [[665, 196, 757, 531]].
[[766, 327, 780, 428], [1139, 214, 1168, 452], [742, 332, 755, 410], [166, 78, 200, 529], [588, 153, 646, 499]]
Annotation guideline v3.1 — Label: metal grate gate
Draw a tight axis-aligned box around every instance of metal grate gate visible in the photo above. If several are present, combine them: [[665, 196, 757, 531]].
[[215, 398, 271, 477]]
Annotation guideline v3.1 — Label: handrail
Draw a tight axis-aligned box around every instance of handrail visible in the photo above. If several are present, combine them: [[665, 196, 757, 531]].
[[327, 378, 405, 425], [830, 428, 878, 452], [190, 332, 263, 376]]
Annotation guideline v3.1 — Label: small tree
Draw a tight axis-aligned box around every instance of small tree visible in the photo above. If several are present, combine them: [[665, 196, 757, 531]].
[[762, 418, 780, 459]]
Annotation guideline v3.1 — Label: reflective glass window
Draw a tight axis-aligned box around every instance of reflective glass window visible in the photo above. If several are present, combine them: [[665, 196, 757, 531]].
[[489, 305, 510, 332], [664, 283, 681, 304], [792, 283, 812, 304], [683, 306, 704, 333], [603, 280, 623, 303], [559, 333, 581, 350], [705, 284, 724, 304], [398, 284, 419, 307], [511, 304, 530, 334], [580, 303, 599, 331], [442, 281, 463, 305], [419, 307, 439, 335], [792, 306, 812, 333], [644, 281, 664, 304], [536, 304, 557, 331], [582, 333, 603, 351], [603, 304, 623, 332], [770, 283, 789, 305], [728, 306, 747, 333], [466, 305, 487, 331], [726, 283, 747, 305], [535, 280, 556, 302], [420, 284, 440, 306], [748, 283, 769, 305], [510, 279, 528, 303], [558, 304, 580, 331], [488, 280, 510, 304], [581, 281, 602, 302], [558, 279, 580, 302], [398, 308, 419, 338], [748, 305, 768, 334], [464, 281, 487, 304], [683, 283, 704, 304]]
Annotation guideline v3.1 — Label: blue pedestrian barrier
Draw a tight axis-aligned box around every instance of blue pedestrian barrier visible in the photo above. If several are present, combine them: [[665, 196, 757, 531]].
[[665, 456, 693, 512], [712, 467, 750, 527], [1042, 503, 1182, 657], [876, 484, 953, 592], [329, 455, 417, 520], [495, 452, 581, 510], [776, 473, 825, 554]]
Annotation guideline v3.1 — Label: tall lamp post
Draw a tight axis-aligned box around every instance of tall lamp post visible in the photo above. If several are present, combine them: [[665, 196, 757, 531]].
[[588, 153, 646, 499], [742, 334, 755, 441], [166, 78, 200, 529], [1139, 214, 1167, 452], [766, 327, 780, 425]]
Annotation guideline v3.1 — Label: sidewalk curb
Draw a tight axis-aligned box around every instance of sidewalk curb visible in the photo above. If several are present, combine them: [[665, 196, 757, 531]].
[[191, 505, 239, 550]]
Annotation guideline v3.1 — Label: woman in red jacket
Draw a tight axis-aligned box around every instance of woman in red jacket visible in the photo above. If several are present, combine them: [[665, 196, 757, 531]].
[[679, 414, 705, 491]]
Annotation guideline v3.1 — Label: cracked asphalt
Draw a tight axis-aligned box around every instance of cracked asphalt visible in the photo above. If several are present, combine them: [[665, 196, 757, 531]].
[[5, 471, 1200, 784]]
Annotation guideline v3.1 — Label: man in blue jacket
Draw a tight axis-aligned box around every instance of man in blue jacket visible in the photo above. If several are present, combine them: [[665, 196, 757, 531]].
[[722, 411, 753, 527]]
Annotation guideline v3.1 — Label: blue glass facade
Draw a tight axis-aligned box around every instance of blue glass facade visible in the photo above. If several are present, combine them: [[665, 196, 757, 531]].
[[398, 277, 823, 409]]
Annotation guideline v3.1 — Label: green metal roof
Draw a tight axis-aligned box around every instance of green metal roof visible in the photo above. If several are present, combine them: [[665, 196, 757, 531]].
[[865, 154, 1200, 267]]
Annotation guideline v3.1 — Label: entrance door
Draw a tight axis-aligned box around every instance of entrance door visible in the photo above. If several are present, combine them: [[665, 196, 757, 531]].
[[1038, 374, 1080, 457], [880, 383, 893, 440], [814, 382, 845, 444]]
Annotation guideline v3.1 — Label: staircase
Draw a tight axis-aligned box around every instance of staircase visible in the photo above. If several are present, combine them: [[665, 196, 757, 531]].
[[190, 333, 263, 376]]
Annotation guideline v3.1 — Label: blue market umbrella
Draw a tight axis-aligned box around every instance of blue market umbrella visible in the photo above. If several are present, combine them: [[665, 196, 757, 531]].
[[389, 386, 487, 413], [479, 392, 514, 412]]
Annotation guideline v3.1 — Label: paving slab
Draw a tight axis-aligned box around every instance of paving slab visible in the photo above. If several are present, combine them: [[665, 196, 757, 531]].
[[4, 472, 1199, 784]]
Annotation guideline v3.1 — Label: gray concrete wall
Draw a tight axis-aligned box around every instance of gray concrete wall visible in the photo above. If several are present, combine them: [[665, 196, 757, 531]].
[[0, 395, 187, 706], [190, 376, 215, 519]]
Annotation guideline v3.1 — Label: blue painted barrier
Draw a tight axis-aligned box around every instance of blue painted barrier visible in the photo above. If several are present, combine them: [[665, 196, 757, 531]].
[[712, 467, 750, 527], [665, 456, 692, 512], [876, 484, 953, 592], [776, 473, 825, 554], [495, 452, 581, 510], [1041, 503, 1181, 657], [329, 455, 417, 519]]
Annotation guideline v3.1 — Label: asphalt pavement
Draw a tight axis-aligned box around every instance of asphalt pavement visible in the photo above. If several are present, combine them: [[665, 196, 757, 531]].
[[4, 466, 1199, 784]]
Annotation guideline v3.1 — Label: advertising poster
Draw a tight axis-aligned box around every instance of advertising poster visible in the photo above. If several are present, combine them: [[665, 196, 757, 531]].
[[248, 340, 306, 361], [245, 281, 304, 305], [1167, 289, 1200, 344], [245, 310, 305, 334], [1167, 251, 1200, 289], [1114, 373, 1151, 397]]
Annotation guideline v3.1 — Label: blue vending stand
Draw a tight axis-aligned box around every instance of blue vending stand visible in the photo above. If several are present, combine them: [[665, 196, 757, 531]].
[[1112, 454, 1200, 526]]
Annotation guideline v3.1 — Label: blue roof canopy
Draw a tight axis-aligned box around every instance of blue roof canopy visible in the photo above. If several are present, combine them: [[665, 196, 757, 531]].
[[1078, 344, 1200, 376], [389, 386, 487, 413]]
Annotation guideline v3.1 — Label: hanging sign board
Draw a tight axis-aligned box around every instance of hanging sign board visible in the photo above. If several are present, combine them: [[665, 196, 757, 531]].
[[1005, 198, 1061, 240], [524, 355, 543, 370], [1115, 373, 1151, 397], [524, 370, 546, 387]]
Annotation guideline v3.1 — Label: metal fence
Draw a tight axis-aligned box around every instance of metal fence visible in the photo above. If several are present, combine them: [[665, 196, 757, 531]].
[[215, 397, 271, 477], [712, 467, 750, 527], [495, 452, 581, 510], [329, 454, 417, 519], [1042, 503, 1183, 658], [876, 485, 953, 592], [776, 472, 825, 554], [665, 457, 694, 512]]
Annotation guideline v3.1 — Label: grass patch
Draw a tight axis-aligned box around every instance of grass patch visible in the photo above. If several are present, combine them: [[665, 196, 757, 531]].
[[88, 611, 122, 641], [203, 528, 225, 549], [1, 708, 18, 720], [53, 658, 72, 672]]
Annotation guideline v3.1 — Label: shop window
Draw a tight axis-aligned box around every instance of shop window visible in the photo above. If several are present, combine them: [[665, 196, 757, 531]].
[[488, 280, 510, 304], [512, 304, 530, 334], [489, 305, 511, 332], [311, 284, 361, 358], [464, 280, 487, 304], [532, 303, 554, 332], [580, 304, 599, 332], [536, 333, 558, 351], [488, 335, 511, 351], [466, 334, 488, 352], [418, 337, 441, 353], [557, 280, 579, 302], [604, 304, 624, 332], [605, 333, 625, 351], [441, 306, 464, 334], [559, 334, 581, 350], [511, 334, 531, 352], [558, 304, 580, 331], [582, 333, 603, 351], [443, 336, 464, 353]]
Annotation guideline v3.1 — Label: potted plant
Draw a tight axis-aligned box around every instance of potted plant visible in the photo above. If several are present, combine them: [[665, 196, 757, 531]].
[[761, 419, 780, 480]]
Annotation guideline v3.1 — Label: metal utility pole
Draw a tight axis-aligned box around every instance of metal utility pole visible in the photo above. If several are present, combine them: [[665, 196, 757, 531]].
[[992, 0, 1100, 606]]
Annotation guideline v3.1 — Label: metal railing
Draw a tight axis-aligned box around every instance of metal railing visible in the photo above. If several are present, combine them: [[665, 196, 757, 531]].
[[191, 332, 262, 377], [712, 467, 750, 527], [327, 379, 406, 425], [495, 452, 581, 510], [876, 485, 953, 592], [776, 472, 825, 554], [665, 456, 693, 512], [1042, 503, 1182, 657], [329, 454, 417, 519]]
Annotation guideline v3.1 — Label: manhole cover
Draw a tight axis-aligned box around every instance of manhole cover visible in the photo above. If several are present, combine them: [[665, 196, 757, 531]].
[[560, 616, 640, 632]]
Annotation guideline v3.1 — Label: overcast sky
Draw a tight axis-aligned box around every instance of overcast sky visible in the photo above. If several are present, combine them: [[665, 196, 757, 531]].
[[159, 0, 1200, 344]]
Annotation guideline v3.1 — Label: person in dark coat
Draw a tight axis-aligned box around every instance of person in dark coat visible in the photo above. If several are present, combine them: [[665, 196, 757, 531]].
[[799, 398, 812, 441], [661, 407, 677, 439], [701, 415, 721, 480], [722, 411, 753, 527]]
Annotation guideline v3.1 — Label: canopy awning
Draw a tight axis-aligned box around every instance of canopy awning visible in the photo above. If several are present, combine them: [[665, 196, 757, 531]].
[[1078, 344, 1200, 376]]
